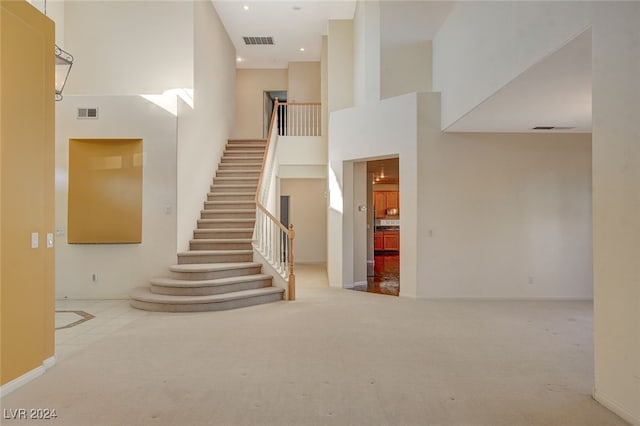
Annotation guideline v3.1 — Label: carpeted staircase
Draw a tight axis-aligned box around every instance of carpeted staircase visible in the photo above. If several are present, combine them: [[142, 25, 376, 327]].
[[130, 139, 284, 312]]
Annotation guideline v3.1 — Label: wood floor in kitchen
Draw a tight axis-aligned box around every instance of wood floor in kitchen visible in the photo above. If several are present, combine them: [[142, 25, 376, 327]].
[[354, 253, 399, 296]]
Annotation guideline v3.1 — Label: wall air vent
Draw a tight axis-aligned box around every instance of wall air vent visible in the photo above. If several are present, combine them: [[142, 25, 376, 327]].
[[242, 36, 274, 45], [77, 107, 99, 119], [532, 126, 575, 130]]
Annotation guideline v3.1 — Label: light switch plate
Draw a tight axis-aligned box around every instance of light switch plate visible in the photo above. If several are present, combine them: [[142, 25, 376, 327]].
[[47, 233, 54, 248], [31, 232, 39, 249]]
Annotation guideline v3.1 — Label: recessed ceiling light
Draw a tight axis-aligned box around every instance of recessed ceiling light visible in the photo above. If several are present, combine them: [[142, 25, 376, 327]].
[[299, 48, 305, 52], [236, 57, 243, 62], [292, 6, 302, 11], [243, 5, 249, 11]]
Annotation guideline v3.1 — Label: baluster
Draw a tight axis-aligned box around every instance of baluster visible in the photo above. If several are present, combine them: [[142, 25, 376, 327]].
[[288, 224, 295, 301]]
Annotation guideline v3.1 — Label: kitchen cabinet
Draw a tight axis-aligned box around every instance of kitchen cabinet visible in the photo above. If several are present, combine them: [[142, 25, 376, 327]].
[[383, 231, 399, 251], [374, 230, 399, 252], [374, 191, 400, 218], [374, 232, 384, 251], [374, 192, 387, 219], [385, 192, 399, 211]]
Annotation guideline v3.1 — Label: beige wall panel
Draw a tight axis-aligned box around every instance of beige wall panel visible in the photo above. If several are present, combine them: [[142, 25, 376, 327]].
[[235, 69, 287, 139], [67, 139, 143, 244], [1, 0, 55, 386]]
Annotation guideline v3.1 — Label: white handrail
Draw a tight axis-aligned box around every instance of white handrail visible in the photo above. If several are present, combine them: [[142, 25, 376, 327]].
[[254, 99, 296, 300]]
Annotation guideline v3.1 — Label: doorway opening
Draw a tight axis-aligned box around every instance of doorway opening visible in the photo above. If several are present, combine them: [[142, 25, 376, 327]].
[[263, 90, 287, 138], [354, 157, 400, 296]]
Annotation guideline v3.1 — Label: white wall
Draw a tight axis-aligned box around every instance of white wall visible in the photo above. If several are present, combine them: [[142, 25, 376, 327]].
[[329, 94, 418, 296], [235, 69, 288, 139], [288, 62, 320, 103], [433, 1, 591, 130], [277, 136, 326, 179], [327, 20, 354, 113], [176, 0, 236, 252], [55, 96, 177, 298], [352, 162, 368, 285], [352, 0, 380, 106], [63, 1, 194, 95], [277, 136, 326, 165], [417, 93, 592, 300], [381, 41, 432, 100], [321, 35, 328, 139], [280, 179, 327, 264], [591, 3, 640, 424]]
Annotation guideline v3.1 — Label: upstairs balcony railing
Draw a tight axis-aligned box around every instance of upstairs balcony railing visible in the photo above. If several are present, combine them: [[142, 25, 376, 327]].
[[275, 102, 321, 136]]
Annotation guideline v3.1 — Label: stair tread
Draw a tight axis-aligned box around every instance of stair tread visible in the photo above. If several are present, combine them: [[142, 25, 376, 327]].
[[178, 249, 253, 256], [130, 286, 283, 304], [191, 238, 253, 243], [214, 176, 259, 179], [198, 218, 255, 223], [211, 184, 258, 188], [201, 209, 256, 213], [205, 201, 256, 205], [169, 262, 261, 273], [194, 228, 254, 232], [151, 274, 271, 287], [208, 192, 255, 196]]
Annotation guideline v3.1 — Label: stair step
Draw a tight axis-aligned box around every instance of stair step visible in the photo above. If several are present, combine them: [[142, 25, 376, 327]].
[[129, 286, 284, 312], [216, 170, 260, 177], [207, 192, 255, 201], [227, 139, 266, 144], [149, 274, 272, 296], [218, 163, 262, 170], [223, 150, 265, 156], [210, 184, 257, 193], [190, 238, 253, 251], [177, 250, 253, 264], [197, 218, 255, 229], [201, 209, 256, 219], [204, 201, 256, 210], [213, 176, 259, 185], [221, 156, 264, 163], [169, 262, 262, 280], [194, 229, 254, 239], [225, 145, 265, 151]]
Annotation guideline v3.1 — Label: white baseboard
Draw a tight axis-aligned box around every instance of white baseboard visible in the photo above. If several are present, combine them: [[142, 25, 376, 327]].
[[0, 356, 56, 398], [593, 389, 640, 425], [43, 356, 56, 370]]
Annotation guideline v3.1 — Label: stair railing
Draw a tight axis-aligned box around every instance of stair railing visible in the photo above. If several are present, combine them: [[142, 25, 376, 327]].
[[275, 102, 321, 136], [254, 99, 296, 301]]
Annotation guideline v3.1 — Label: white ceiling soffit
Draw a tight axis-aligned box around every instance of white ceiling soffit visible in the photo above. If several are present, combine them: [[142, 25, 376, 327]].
[[381, 1, 455, 47], [446, 28, 592, 133], [213, 0, 357, 69]]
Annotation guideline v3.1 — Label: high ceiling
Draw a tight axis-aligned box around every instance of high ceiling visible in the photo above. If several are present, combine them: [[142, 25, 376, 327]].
[[213, 1, 357, 69], [213, 1, 592, 134]]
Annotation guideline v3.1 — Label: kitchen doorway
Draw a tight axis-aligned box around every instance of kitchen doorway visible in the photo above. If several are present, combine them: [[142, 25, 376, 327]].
[[354, 158, 400, 296]]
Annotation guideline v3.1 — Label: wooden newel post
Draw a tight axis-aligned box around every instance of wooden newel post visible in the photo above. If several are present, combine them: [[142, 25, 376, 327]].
[[288, 224, 295, 301]]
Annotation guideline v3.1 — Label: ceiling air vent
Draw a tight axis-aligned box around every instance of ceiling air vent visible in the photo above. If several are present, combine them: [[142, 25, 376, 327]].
[[532, 126, 575, 130], [242, 36, 274, 45], [77, 107, 98, 119]]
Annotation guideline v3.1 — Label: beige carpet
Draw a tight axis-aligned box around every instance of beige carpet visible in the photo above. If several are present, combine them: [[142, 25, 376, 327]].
[[1, 275, 628, 425]]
